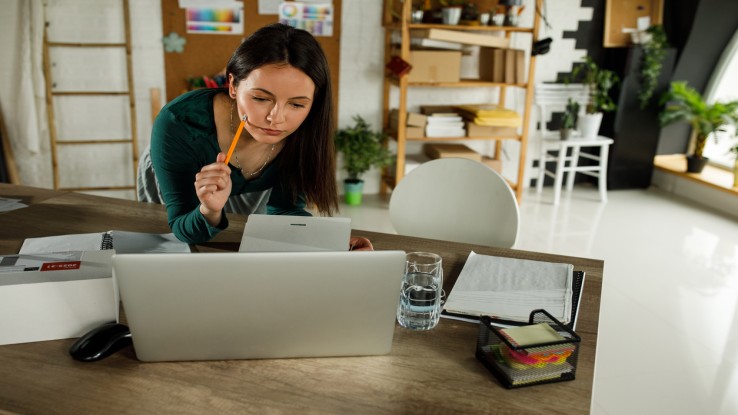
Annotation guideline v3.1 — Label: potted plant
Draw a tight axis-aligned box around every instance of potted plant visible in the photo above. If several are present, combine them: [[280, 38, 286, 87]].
[[334, 115, 394, 205], [659, 81, 738, 173], [559, 98, 580, 140], [459, 2, 479, 25], [571, 56, 620, 137], [638, 25, 669, 109]]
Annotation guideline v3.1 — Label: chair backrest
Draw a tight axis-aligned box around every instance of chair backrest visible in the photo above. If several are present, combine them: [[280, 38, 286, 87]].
[[389, 158, 519, 248], [533, 83, 589, 135]]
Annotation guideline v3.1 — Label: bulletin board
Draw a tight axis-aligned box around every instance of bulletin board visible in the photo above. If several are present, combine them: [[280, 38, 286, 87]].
[[160, 0, 341, 112], [603, 0, 663, 47]]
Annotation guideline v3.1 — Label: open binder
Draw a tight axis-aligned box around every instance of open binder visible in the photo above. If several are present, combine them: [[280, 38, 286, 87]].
[[442, 251, 585, 330], [442, 271, 585, 330], [19, 231, 190, 255]]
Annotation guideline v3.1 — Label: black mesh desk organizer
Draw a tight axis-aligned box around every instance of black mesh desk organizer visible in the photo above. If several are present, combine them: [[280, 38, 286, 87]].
[[476, 309, 581, 388]]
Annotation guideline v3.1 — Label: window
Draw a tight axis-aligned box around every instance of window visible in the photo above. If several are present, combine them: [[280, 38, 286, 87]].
[[702, 28, 738, 169]]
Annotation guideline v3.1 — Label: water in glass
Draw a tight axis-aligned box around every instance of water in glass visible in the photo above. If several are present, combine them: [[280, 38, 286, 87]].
[[397, 271, 442, 330]]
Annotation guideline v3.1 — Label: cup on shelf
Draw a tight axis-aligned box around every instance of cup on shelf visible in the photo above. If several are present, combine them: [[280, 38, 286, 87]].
[[441, 7, 462, 25], [492, 13, 505, 26], [397, 252, 444, 331], [479, 12, 491, 26]]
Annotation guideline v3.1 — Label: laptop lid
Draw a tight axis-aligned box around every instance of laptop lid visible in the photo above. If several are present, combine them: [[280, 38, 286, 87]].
[[112, 251, 405, 362], [239, 215, 351, 252]]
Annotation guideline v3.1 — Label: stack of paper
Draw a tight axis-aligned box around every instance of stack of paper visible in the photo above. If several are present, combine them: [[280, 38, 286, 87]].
[[425, 113, 466, 138], [443, 251, 573, 323]]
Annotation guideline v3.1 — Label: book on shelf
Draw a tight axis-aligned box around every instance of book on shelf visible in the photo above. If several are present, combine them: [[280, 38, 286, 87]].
[[425, 126, 466, 138], [454, 105, 522, 128], [411, 28, 510, 49], [409, 37, 464, 51]]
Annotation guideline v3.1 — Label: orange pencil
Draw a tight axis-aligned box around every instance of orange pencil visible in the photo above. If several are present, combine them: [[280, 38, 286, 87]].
[[224, 115, 247, 166]]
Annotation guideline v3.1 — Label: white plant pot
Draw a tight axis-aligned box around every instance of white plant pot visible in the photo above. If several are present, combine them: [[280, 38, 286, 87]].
[[442, 7, 462, 25], [578, 112, 603, 138]]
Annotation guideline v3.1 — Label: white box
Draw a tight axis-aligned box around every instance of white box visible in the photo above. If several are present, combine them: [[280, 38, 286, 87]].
[[0, 250, 119, 345]]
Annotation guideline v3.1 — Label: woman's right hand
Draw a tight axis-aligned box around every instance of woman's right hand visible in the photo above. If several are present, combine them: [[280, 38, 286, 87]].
[[194, 152, 232, 226]]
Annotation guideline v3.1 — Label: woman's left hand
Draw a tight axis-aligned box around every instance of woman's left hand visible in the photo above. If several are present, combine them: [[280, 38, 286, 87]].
[[349, 236, 374, 251]]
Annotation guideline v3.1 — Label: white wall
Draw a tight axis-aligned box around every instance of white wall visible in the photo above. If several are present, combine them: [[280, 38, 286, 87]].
[[1, 0, 593, 197], [0, 0, 163, 199]]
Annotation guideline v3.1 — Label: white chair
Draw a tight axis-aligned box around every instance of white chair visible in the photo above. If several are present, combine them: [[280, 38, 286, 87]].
[[533, 83, 614, 205], [389, 158, 519, 248]]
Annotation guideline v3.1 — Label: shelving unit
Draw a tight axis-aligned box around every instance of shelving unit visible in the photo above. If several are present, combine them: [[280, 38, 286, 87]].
[[380, 0, 541, 202]]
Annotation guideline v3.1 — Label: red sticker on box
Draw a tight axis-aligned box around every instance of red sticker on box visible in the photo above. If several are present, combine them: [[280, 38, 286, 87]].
[[41, 261, 81, 271]]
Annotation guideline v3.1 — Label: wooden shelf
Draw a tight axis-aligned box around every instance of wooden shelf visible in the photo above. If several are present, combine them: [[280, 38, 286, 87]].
[[389, 77, 527, 88], [381, 0, 542, 202], [386, 132, 521, 142], [386, 22, 534, 33], [382, 173, 519, 192], [407, 135, 521, 141], [654, 154, 738, 196]]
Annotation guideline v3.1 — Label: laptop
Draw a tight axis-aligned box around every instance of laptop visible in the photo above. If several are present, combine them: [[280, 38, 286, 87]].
[[112, 251, 406, 362], [239, 214, 352, 252]]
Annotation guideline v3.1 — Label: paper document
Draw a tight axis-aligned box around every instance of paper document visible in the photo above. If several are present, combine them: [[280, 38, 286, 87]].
[[443, 251, 573, 323], [19, 231, 191, 255], [0, 197, 27, 213]]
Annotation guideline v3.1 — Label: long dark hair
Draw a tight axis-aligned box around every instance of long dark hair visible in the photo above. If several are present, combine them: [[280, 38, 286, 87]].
[[226, 23, 337, 216]]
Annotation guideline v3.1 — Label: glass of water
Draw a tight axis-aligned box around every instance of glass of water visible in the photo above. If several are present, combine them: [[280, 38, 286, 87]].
[[397, 252, 443, 330]]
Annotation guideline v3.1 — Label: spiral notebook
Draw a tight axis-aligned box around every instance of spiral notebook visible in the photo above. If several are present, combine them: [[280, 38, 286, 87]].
[[19, 231, 191, 255]]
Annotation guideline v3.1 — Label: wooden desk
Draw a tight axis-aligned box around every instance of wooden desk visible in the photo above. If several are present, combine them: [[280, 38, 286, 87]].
[[0, 184, 604, 414]]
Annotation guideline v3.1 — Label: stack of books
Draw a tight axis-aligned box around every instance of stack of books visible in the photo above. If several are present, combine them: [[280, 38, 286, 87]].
[[425, 113, 466, 138], [454, 104, 522, 128]]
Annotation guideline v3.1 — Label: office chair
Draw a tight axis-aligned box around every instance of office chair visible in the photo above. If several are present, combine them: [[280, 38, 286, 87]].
[[533, 83, 613, 204], [389, 158, 519, 248]]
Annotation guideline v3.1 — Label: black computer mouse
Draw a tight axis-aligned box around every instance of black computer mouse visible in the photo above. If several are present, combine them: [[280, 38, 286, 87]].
[[69, 322, 133, 362]]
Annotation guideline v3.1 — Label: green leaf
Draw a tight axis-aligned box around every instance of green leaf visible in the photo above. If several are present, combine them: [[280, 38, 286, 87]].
[[659, 81, 738, 158], [334, 115, 394, 180]]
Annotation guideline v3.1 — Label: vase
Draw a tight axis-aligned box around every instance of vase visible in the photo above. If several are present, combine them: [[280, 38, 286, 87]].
[[578, 112, 603, 138], [344, 179, 364, 205], [685, 155, 708, 173]]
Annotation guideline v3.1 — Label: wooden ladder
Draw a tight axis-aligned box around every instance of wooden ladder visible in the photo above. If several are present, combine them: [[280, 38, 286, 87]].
[[42, 0, 138, 195]]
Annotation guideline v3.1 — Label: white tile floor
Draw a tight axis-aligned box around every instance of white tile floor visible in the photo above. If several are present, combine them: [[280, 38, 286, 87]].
[[338, 185, 738, 415]]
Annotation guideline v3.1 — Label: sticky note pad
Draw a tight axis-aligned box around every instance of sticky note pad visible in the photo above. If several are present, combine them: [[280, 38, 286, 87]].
[[499, 323, 565, 347]]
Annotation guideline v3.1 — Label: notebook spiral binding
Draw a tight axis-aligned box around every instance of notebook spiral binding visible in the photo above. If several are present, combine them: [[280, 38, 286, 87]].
[[100, 232, 114, 250]]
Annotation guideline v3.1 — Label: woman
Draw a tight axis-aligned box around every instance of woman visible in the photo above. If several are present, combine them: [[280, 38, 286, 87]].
[[148, 23, 371, 250]]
